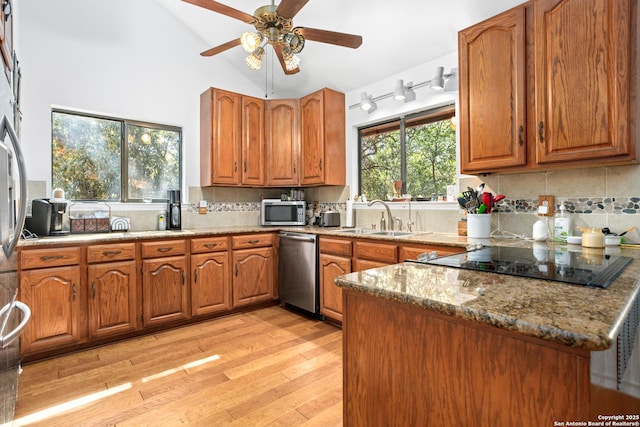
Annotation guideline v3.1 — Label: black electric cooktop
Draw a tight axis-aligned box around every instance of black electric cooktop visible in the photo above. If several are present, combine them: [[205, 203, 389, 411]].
[[422, 246, 633, 288]]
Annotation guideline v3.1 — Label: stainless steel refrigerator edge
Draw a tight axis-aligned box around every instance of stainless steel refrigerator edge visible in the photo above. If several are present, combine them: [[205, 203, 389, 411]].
[[277, 232, 320, 317], [0, 52, 30, 423]]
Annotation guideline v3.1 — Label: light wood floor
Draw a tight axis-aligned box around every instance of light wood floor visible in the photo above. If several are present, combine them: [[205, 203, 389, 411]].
[[14, 307, 343, 427]]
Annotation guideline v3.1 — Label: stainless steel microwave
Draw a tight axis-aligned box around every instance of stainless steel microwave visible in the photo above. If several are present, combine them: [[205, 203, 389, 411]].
[[260, 199, 306, 226]]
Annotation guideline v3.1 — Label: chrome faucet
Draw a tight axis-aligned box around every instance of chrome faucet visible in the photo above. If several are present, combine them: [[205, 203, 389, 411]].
[[368, 199, 394, 231]]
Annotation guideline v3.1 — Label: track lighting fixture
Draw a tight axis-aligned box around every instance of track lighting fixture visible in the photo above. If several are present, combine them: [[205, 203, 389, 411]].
[[349, 66, 458, 111]]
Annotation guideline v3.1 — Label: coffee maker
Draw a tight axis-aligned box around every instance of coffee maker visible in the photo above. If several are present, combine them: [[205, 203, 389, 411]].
[[28, 199, 70, 236], [167, 190, 181, 230]]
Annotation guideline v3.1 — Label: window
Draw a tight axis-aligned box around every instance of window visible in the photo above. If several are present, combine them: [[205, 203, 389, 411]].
[[52, 110, 182, 202], [358, 106, 456, 200]]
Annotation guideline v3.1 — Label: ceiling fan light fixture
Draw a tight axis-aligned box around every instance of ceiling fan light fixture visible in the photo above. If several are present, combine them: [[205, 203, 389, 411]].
[[284, 32, 305, 54], [240, 31, 263, 53], [393, 79, 406, 101], [281, 46, 301, 71], [430, 66, 445, 91], [245, 46, 265, 70]]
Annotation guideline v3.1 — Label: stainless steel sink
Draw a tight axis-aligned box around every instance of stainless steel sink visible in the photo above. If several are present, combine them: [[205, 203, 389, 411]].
[[371, 231, 415, 237], [335, 228, 377, 235]]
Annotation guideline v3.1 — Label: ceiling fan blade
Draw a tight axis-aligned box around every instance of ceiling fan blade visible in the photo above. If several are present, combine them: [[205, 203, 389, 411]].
[[295, 27, 363, 49], [200, 38, 241, 56], [276, 0, 309, 19], [274, 45, 300, 75], [182, 0, 255, 23]]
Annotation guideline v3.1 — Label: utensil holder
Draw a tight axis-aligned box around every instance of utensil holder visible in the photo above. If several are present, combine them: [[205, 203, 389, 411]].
[[467, 214, 491, 239]]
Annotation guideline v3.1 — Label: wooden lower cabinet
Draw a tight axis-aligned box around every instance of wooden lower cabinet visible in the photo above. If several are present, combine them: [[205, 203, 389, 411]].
[[20, 265, 82, 354], [232, 246, 274, 308], [353, 240, 397, 272], [191, 251, 231, 316], [87, 260, 138, 339], [343, 290, 592, 426], [142, 256, 189, 327], [319, 253, 350, 322]]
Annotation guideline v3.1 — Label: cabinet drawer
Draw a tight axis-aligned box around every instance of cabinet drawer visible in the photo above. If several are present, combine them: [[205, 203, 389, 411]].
[[87, 243, 136, 263], [354, 241, 397, 263], [232, 233, 273, 249], [20, 247, 81, 270], [399, 244, 465, 261], [141, 240, 186, 258], [191, 236, 229, 253], [319, 237, 352, 257]]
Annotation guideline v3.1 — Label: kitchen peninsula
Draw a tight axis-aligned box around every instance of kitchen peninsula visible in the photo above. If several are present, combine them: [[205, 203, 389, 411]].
[[335, 244, 640, 426]]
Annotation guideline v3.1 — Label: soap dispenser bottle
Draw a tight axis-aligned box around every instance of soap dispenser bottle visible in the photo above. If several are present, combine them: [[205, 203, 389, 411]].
[[553, 204, 572, 242], [380, 212, 386, 231]]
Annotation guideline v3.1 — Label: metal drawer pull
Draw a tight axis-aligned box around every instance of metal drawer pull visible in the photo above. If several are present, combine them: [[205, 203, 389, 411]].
[[0, 302, 31, 348], [518, 125, 524, 146], [102, 250, 122, 256], [72, 283, 77, 301], [194, 269, 198, 283], [41, 255, 64, 261], [157, 247, 172, 253], [538, 121, 544, 143], [92, 282, 96, 299], [248, 239, 260, 244], [204, 243, 218, 249]]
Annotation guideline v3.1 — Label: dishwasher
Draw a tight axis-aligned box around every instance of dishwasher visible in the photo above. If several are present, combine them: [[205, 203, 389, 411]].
[[278, 232, 320, 317]]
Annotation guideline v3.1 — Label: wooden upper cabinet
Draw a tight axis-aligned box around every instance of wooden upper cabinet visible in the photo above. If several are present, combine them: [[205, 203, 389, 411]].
[[459, 6, 527, 173], [265, 99, 299, 186], [242, 95, 265, 186], [300, 88, 346, 186], [459, 0, 639, 173], [200, 88, 242, 186], [534, 0, 635, 164]]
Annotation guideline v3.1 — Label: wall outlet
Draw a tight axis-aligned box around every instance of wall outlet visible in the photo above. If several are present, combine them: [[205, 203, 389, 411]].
[[538, 195, 554, 216]]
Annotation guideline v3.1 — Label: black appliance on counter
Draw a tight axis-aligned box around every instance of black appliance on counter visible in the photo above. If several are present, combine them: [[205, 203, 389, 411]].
[[420, 245, 632, 289], [167, 190, 181, 230], [27, 198, 69, 237]]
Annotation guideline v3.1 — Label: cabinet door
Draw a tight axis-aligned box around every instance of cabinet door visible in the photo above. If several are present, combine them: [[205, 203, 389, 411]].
[[266, 99, 299, 186], [200, 88, 241, 185], [191, 252, 231, 316], [87, 261, 138, 339], [459, 7, 527, 173], [300, 90, 325, 185], [232, 247, 274, 307], [142, 256, 189, 327], [534, 0, 633, 164], [319, 253, 350, 322], [20, 266, 82, 353], [242, 96, 265, 186]]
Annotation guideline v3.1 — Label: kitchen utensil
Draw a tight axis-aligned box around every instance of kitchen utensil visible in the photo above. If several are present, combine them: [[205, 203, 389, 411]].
[[492, 194, 505, 203], [481, 192, 493, 213], [619, 226, 636, 236]]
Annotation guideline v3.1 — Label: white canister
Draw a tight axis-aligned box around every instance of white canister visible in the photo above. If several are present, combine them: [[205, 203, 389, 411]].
[[467, 214, 491, 239]]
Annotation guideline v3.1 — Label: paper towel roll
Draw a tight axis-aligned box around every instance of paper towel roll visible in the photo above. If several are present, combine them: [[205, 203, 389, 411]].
[[345, 200, 354, 227]]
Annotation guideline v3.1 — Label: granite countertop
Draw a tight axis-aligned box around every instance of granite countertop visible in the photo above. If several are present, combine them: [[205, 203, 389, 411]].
[[335, 243, 640, 351], [17, 225, 470, 248]]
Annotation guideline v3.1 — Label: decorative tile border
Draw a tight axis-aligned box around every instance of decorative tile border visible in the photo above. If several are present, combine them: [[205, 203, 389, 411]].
[[493, 197, 640, 215]]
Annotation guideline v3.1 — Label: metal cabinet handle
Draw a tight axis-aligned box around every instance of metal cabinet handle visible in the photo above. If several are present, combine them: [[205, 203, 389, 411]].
[[72, 283, 77, 301], [41, 255, 64, 261], [518, 125, 524, 146], [102, 250, 122, 256], [0, 302, 31, 348], [248, 239, 260, 244], [157, 247, 172, 253], [193, 269, 198, 283], [244, 160, 247, 173], [92, 281, 96, 299], [319, 159, 323, 171], [204, 243, 218, 249], [235, 263, 238, 276], [293, 163, 296, 173], [234, 162, 238, 172], [182, 272, 185, 285], [538, 121, 544, 143]]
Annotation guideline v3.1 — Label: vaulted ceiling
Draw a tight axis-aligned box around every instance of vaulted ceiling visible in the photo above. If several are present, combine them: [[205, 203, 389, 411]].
[[156, 0, 525, 97]]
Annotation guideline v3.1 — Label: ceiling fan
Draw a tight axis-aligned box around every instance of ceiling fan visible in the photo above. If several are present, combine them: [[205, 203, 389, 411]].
[[182, 0, 363, 75]]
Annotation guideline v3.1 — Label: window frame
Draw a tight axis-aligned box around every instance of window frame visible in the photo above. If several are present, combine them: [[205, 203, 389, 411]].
[[51, 108, 183, 203], [357, 104, 455, 198]]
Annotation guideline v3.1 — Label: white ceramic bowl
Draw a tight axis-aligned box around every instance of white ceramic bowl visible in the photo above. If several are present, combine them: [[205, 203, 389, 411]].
[[566, 236, 582, 245]]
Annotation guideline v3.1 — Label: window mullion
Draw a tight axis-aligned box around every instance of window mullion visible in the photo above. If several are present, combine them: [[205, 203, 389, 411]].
[[400, 118, 407, 195]]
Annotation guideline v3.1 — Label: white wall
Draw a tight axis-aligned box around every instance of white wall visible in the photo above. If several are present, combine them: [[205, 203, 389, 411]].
[[15, 0, 263, 199]]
